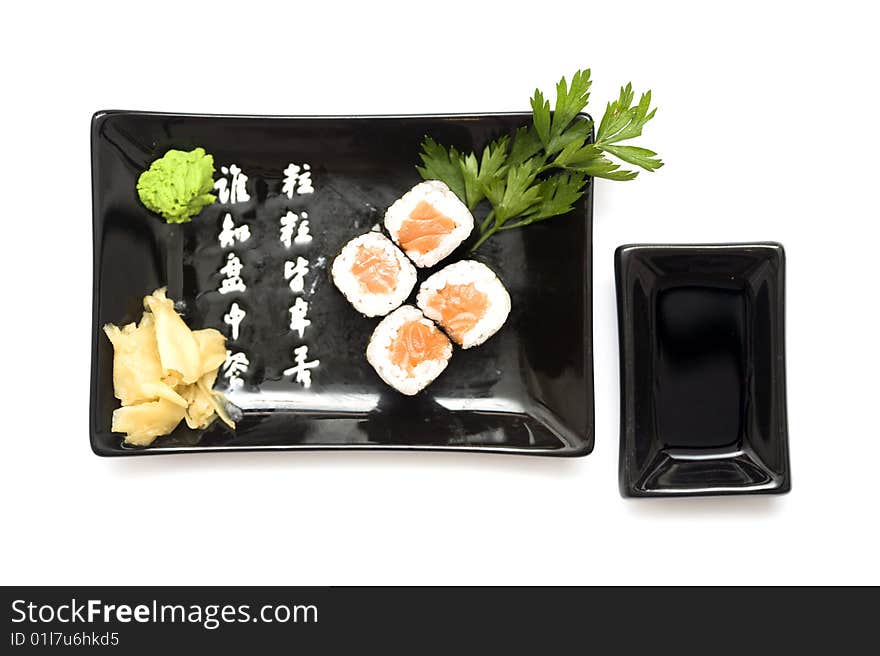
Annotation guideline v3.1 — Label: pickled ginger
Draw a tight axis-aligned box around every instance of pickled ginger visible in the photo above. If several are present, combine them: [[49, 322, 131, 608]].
[[103, 288, 236, 446]]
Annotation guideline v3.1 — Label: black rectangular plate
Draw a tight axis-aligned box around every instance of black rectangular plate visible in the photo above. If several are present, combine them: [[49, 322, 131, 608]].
[[90, 111, 594, 456], [615, 243, 790, 496]]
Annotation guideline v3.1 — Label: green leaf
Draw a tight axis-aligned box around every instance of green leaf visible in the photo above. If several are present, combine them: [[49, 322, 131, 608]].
[[483, 158, 543, 224], [530, 88, 551, 147], [574, 155, 639, 181], [546, 116, 593, 157], [601, 145, 663, 171], [518, 172, 588, 223], [481, 175, 505, 210], [538, 72, 594, 156], [553, 139, 602, 169], [596, 85, 657, 147], [597, 83, 636, 143], [481, 136, 510, 176], [551, 69, 592, 138], [458, 152, 481, 208], [592, 84, 660, 176], [610, 91, 656, 144], [509, 124, 543, 164], [458, 135, 510, 209], [416, 136, 467, 202]]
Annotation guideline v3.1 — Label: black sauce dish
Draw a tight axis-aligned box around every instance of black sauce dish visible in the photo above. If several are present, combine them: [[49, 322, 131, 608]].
[[615, 243, 790, 497]]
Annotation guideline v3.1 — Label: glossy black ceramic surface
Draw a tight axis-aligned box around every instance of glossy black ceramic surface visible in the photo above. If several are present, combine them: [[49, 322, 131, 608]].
[[90, 112, 594, 456], [615, 243, 789, 496]]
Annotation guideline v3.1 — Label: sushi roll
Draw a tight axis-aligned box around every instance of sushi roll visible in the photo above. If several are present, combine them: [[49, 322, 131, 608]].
[[384, 180, 474, 268], [331, 232, 417, 317], [417, 260, 511, 349], [366, 305, 453, 395]]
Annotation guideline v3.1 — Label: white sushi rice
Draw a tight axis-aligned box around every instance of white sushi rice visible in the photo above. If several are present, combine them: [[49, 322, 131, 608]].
[[417, 260, 511, 349], [384, 180, 474, 268], [366, 305, 452, 395], [331, 232, 417, 317]]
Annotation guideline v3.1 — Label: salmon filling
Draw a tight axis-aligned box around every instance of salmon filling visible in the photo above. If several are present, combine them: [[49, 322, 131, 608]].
[[426, 283, 489, 344], [351, 245, 400, 294], [398, 201, 455, 254], [390, 320, 449, 374]]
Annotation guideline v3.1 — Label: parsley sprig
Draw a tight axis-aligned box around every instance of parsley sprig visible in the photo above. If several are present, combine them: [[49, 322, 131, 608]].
[[416, 70, 662, 251]]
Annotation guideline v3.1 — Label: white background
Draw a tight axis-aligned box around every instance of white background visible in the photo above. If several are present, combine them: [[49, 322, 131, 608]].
[[1, 1, 877, 585]]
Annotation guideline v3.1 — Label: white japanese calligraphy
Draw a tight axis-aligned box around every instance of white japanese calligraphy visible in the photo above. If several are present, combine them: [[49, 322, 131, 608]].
[[279, 211, 313, 248], [283, 345, 319, 388], [214, 164, 250, 204], [288, 297, 311, 338], [279, 211, 297, 248], [284, 257, 310, 293], [223, 350, 250, 389], [219, 253, 246, 294], [218, 213, 251, 248], [223, 302, 246, 340], [282, 163, 314, 197]]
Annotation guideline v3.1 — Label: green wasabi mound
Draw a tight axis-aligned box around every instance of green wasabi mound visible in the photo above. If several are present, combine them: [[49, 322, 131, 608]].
[[136, 147, 217, 223]]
